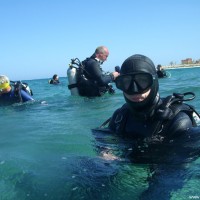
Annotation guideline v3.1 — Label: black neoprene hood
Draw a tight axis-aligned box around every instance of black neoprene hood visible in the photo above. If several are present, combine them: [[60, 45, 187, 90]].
[[120, 54, 159, 110], [120, 54, 157, 75]]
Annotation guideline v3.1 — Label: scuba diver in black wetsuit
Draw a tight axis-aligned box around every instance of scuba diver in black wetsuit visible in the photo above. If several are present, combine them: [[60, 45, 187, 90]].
[[95, 54, 200, 162], [156, 64, 167, 78], [93, 54, 200, 199], [68, 46, 120, 97], [49, 74, 60, 85], [109, 54, 197, 139]]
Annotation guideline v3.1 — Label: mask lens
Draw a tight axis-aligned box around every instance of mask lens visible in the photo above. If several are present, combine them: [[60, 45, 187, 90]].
[[115, 75, 132, 91], [115, 73, 153, 94], [134, 73, 153, 91]]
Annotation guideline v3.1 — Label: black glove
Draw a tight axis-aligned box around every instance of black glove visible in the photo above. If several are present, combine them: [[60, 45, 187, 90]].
[[115, 66, 121, 73]]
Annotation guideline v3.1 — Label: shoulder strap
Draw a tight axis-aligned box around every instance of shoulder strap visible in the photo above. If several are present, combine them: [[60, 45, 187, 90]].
[[97, 104, 129, 132], [154, 92, 198, 136], [111, 104, 129, 134], [70, 58, 92, 79]]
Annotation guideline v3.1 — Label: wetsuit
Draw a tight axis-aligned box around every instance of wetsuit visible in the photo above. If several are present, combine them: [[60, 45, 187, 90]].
[[106, 95, 198, 166], [99, 54, 199, 164], [49, 79, 60, 84], [78, 55, 114, 97], [157, 70, 167, 78], [109, 97, 195, 140]]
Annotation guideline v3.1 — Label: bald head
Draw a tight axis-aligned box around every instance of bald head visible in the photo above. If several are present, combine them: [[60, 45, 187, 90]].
[[95, 46, 109, 62]]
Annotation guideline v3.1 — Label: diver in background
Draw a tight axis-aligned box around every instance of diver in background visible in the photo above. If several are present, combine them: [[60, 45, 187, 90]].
[[156, 64, 167, 78], [79, 46, 119, 97], [0, 75, 34, 106], [49, 74, 60, 84]]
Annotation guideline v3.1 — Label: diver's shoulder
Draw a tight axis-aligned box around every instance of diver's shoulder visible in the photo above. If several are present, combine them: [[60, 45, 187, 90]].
[[112, 103, 129, 116]]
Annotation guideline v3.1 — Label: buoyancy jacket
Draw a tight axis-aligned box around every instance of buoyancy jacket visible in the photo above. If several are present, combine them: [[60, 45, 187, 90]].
[[78, 56, 114, 97], [108, 93, 197, 142], [0, 82, 34, 106]]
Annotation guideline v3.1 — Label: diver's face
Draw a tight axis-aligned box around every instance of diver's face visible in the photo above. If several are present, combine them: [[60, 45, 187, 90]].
[[0, 86, 11, 95], [124, 89, 151, 102], [96, 48, 109, 62]]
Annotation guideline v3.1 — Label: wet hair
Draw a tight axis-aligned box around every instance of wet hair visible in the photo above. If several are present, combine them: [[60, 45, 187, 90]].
[[157, 64, 162, 70], [53, 74, 58, 80]]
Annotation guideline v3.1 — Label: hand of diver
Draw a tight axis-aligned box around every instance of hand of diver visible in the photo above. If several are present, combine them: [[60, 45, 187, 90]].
[[111, 71, 120, 80], [101, 151, 121, 161]]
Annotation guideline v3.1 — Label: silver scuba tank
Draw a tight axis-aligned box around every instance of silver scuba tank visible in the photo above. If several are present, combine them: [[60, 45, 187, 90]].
[[67, 66, 79, 95]]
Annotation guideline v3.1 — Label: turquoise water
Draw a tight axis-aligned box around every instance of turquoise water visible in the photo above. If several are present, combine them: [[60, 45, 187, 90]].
[[1, 68, 200, 200]]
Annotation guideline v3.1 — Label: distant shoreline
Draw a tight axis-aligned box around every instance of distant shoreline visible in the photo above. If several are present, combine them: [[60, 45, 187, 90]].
[[163, 64, 200, 69]]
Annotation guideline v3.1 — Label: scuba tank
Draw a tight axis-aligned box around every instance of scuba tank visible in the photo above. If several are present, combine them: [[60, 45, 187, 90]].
[[67, 58, 80, 95], [21, 82, 33, 96], [11, 81, 33, 96]]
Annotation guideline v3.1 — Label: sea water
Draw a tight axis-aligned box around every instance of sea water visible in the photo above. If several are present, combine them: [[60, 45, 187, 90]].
[[0, 67, 200, 200]]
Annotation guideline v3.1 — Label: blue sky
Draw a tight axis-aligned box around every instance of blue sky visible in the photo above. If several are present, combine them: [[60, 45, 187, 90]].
[[1, 0, 200, 80]]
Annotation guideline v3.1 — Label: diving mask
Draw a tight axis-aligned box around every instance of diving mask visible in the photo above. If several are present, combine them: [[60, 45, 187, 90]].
[[115, 72, 155, 95]]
